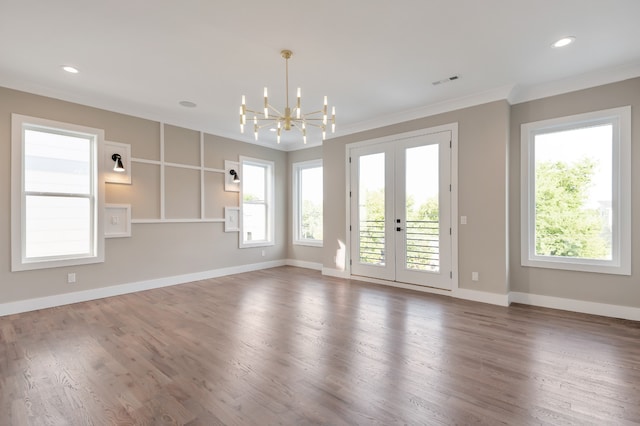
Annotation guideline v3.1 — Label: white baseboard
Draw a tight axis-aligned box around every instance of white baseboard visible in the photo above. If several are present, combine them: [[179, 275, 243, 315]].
[[454, 288, 510, 307], [0, 260, 286, 317], [321, 267, 350, 279], [4, 261, 638, 322], [285, 259, 323, 271], [509, 292, 640, 321]]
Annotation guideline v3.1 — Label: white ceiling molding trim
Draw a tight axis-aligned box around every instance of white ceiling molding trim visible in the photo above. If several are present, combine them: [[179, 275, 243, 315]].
[[509, 60, 640, 105]]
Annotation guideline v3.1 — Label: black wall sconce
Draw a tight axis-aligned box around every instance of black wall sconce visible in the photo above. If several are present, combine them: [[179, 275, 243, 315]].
[[111, 153, 125, 172], [229, 169, 240, 183]]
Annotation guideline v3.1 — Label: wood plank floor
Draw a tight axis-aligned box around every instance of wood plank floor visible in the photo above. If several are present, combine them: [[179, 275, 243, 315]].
[[1, 266, 639, 425]]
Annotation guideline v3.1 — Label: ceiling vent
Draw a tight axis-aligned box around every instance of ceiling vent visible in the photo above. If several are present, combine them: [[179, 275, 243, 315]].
[[432, 75, 460, 86]]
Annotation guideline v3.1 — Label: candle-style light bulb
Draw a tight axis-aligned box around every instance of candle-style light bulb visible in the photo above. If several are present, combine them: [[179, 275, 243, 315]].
[[323, 96, 328, 125], [254, 116, 258, 141], [331, 106, 336, 133], [263, 87, 268, 118]]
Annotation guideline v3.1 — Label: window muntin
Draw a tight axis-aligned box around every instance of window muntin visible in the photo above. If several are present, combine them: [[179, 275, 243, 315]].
[[293, 160, 323, 246], [240, 157, 274, 247], [520, 107, 630, 275], [12, 114, 104, 271]]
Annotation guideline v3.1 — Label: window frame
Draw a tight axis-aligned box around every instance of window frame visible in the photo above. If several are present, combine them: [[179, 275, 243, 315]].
[[239, 156, 275, 248], [292, 159, 323, 247], [11, 114, 105, 271], [520, 106, 631, 275]]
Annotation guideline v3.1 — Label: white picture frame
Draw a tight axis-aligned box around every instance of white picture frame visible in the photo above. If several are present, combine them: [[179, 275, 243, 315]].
[[224, 206, 240, 232], [105, 204, 132, 238]]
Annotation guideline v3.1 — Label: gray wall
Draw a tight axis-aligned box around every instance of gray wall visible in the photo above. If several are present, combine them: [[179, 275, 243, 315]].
[[4, 76, 639, 310], [0, 87, 287, 304], [323, 100, 511, 295], [509, 78, 640, 307]]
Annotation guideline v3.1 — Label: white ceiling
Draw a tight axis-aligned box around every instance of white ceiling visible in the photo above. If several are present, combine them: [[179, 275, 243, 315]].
[[2, 0, 640, 151]]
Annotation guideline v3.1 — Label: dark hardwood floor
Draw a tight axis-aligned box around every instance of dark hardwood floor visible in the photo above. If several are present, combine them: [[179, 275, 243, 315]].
[[1, 266, 639, 425]]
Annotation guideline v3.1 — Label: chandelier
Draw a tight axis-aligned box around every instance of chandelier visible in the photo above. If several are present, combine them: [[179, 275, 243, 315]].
[[239, 50, 335, 144]]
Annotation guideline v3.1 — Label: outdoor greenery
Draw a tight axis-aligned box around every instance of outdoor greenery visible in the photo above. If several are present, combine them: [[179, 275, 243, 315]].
[[358, 156, 611, 269], [301, 199, 323, 240], [359, 189, 439, 270], [534, 158, 610, 259]]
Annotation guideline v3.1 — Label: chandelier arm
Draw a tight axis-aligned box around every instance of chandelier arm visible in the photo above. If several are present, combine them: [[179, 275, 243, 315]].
[[290, 123, 309, 136], [299, 110, 324, 116], [243, 107, 262, 116], [266, 104, 284, 117], [297, 118, 327, 122], [255, 122, 279, 130], [293, 121, 324, 129]]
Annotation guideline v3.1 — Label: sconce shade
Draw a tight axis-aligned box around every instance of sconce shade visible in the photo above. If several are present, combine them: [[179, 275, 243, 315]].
[[112, 153, 125, 172], [229, 169, 240, 183]]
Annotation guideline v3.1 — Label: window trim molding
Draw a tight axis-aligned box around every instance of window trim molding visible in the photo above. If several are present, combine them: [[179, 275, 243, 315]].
[[11, 114, 105, 271], [239, 155, 275, 248], [292, 159, 323, 247], [520, 106, 631, 275]]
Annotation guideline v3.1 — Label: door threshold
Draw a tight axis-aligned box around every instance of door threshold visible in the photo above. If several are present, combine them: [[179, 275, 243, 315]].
[[349, 274, 452, 296]]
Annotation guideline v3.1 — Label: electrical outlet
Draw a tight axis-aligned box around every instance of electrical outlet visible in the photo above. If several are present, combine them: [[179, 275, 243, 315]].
[[472, 272, 479, 281], [261, 250, 266, 257], [68, 273, 76, 283], [461, 215, 467, 225]]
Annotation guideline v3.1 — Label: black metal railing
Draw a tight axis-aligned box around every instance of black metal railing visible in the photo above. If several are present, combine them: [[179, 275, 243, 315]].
[[405, 220, 439, 271], [359, 220, 386, 265], [359, 219, 439, 271]]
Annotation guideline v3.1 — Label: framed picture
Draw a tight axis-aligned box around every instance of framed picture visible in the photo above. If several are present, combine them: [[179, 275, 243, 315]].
[[224, 206, 240, 232], [105, 204, 132, 238]]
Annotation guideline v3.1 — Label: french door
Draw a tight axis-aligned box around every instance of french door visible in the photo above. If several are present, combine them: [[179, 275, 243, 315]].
[[349, 130, 452, 290]]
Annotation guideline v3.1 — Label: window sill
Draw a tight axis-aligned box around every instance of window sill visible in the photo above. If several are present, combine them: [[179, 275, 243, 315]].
[[293, 241, 323, 248], [521, 257, 630, 276]]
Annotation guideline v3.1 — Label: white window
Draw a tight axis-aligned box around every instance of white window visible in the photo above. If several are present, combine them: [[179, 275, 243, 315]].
[[292, 159, 323, 246], [520, 106, 630, 275], [11, 114, 105, 271], [240, 156, 274, 248]]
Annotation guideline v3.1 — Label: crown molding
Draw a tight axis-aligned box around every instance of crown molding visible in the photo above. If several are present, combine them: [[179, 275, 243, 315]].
[[509, 60, 640, 105], [331, 84, 515, 140]]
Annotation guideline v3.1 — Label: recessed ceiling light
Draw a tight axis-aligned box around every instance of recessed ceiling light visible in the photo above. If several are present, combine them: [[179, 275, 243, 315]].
[[62, 65, 79, 74], [179, 100, 197, 108], [552, 36, 576, 48]]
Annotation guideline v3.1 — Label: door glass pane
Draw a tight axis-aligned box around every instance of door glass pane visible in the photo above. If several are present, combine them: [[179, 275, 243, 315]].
[[358, 153, 385, 265], [405, 144, 439, 271]]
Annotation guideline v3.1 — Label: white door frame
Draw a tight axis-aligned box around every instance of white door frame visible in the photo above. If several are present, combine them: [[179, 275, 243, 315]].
[[345, 123, 459, 295]]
